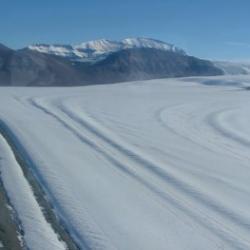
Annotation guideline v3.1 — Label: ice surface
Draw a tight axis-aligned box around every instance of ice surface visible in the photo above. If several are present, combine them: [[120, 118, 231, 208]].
[[0, 75, 250, 249]]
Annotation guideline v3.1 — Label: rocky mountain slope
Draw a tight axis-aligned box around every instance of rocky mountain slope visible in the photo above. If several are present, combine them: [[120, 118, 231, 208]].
[[75, 48, 223, 84], [0, 44, 82, 86]]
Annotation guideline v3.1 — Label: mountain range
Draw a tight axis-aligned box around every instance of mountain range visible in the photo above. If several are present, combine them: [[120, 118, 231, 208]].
[[0, 37, 246, 86], [28, 38, 186, 62]]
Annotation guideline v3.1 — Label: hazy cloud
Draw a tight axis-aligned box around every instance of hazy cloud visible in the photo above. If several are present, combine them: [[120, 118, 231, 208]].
[[226, 41, 250, 48]]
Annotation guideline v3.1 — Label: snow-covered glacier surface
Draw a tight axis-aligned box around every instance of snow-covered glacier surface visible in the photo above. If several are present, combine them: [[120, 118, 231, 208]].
[[0, 75, 250, 249]]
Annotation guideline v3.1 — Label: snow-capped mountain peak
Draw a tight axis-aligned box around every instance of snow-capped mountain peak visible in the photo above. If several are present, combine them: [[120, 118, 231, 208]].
[[28, 38, 185, 62], [122, 38, 178, 51], [75, 39, 120, 52]]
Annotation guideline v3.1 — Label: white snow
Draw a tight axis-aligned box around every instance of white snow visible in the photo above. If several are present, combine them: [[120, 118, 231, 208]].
[[75, 39, 122, 52], [121, 38, 184, 53], [28, 44, 89, 60], [0, 75, 250, 249], [28, 37, 185, 61]]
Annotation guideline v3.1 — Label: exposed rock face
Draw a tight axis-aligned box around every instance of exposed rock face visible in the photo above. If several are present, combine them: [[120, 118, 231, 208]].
[[77, 48, 222, 84]]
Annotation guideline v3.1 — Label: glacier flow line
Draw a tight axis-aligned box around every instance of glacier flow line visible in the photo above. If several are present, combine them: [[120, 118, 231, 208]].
[[0, 120, 80, 250]]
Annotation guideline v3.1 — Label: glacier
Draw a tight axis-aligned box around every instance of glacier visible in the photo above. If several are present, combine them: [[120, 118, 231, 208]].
[[0, 75, 250, 249]]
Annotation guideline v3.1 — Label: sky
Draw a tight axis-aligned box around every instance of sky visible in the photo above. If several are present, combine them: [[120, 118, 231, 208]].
[[1, 0, 250, 61]]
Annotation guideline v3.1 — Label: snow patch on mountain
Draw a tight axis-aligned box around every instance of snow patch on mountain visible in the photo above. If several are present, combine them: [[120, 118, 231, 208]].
[[122, 38, 183, 53], [28, 44, 88, 60]]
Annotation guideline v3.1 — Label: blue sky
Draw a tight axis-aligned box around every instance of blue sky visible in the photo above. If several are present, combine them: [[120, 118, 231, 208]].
[[1, 0, 250, 60]]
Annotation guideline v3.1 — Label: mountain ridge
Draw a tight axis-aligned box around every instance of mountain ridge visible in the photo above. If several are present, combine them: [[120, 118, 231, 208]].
[[27, 37, 186, 62], [0, 38, 225, 86], [74, 48, 222, 84]]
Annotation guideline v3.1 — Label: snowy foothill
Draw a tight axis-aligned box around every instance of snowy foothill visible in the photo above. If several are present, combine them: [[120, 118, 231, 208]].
[[0, 75, 250, 249]]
